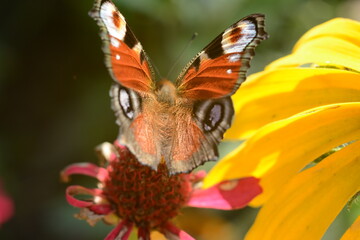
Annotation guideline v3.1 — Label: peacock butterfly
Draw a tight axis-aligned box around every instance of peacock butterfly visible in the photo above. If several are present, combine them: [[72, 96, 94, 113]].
[[90, 0, 268, 174]]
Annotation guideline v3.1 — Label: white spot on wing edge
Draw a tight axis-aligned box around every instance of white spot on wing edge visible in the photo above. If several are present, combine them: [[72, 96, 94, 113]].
[[199, 50, 209, 61], [132, 42, 143, 54], [115, 54, 120, 60], [226, 69, 232, 74], [111, 37, 120, 48], [222, 20, 256, 54], [228, 54, 240, 62], [100, 1, 127, 41]]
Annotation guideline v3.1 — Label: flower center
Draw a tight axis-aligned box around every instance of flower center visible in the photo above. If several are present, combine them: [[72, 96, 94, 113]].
[[103, 145, 192, 230]]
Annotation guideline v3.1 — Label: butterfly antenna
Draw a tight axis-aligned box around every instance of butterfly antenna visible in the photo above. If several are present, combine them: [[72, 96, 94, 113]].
[[166, 32, 198, 80], [147, 55, 163, 80]]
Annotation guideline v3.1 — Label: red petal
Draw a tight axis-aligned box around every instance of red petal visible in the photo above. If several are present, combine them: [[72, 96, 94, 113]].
[[162, 222, 195, 240], [61, 162, 108, 182], [187, 177, 262, 210], [0, 183, 14, 225], [105, 221, 133, 240], [88, 204, 113, 215], [137, 227, 150, 240], [66, 185, 104, 208]]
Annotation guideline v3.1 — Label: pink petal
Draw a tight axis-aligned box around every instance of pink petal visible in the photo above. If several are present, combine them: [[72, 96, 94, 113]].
[[137, 227, 150, 240], [0, 183, 14, 226], [187, 177, 262, 210], [66, 185, 104, 208], [162, 222, 195, 240], [105, 220, 133, 240], [88, 204, 113, 215], [61, 162, 108, 182]]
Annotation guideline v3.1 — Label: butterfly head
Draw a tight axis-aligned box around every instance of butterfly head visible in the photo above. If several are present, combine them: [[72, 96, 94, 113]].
[[155, 80, 178, 105]]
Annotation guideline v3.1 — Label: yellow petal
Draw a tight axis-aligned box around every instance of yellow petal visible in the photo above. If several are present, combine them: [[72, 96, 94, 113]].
[[204, 103, 360, 206], [266, 18, 360, 71], [340, 216, 360, 240], [294, 18, 360, 52], [245, 140, 360, 240], [225, 68, 360, 140], [267, 37, 360, 72]]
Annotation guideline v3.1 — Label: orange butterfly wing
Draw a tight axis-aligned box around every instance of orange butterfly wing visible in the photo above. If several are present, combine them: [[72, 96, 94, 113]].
[[91, 0, 159, 163], [90, 0, 155, 93], [165, 15, 268, 173], [176, 14, 268, 100]]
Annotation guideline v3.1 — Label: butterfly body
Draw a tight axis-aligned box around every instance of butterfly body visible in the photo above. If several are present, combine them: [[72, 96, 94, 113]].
[[111, 79, 221, 173], [91, 0, 268, 174]]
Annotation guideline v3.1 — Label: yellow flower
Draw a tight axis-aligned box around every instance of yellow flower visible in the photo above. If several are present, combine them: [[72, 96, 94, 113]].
[[203, 18, 360, 239]]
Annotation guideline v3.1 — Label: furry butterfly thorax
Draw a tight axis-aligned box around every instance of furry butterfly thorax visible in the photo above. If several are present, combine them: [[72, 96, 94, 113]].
[[90, 0, 268, 175]]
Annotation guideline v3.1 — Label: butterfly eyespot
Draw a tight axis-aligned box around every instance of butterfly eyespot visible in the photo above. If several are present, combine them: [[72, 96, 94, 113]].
[[110, 84, 141, 124], [204, 103, 223, 132], [119, 88, 134, 119]]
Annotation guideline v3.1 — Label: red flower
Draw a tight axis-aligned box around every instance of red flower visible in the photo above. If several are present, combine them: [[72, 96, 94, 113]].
[[0, 181, 14, 226], [61, 141, 262, 239]]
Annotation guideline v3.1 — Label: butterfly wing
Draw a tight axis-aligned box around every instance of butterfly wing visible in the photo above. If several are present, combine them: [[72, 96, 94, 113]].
[[166, 15, 268, 174], [90, 0, 155, 92], [165, 97, 234, 174], [176, 14, 268, 100], [91, 0, 163, 168]]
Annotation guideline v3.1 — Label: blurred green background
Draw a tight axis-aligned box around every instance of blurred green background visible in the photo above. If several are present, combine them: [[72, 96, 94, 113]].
[[0, 0, 359, 239]]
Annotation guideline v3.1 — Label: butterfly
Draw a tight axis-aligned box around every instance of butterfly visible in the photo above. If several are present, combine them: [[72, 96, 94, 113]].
[[90, 0, 268, 175]]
